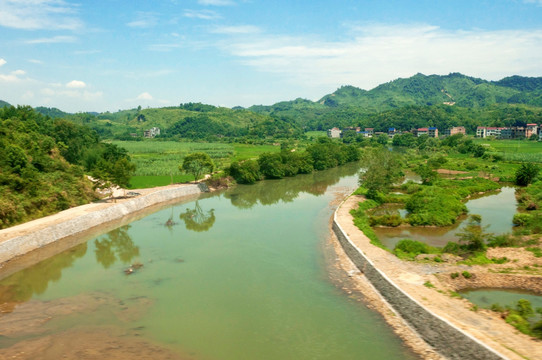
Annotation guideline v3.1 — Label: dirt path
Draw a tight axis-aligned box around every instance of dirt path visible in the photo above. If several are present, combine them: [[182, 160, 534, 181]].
[[333, 195, 542, 360]]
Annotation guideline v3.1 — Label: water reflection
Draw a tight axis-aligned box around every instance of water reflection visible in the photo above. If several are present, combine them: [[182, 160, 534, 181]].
[[179, 201, 216, 232], [225, 162, 361, 209], [94, 225, 139, 268], [0, 243, 87, 313], [375, 187, 518, 248]]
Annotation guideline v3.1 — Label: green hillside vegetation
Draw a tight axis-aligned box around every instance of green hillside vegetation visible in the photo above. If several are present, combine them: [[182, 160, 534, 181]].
[[0, 100, 11, 108], [249, 73, 542, 131], [0, 106, 134, 229], [62, 103, 302, 141]]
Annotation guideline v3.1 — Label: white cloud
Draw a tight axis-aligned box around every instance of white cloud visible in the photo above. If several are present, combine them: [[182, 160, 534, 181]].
[[183, 9, 220, 20], [211, 25, 261, 34], [137, 92, 153, 100], [198, 0, 235, 5], [524, 0, 542, 6], [25, 35, 76, 44], [217, 24, 542, 91], [0, 0, 82, 30], [126, 12, 158, 28], [28, 59, 43, 64], [0, 69, 26, 82], [66, 80, 86, 89], [0, 58, 6, 67]]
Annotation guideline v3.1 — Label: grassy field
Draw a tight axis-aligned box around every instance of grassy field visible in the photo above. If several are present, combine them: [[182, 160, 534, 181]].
[[305, 131, 327, 139], [474, 139, 542, 163], [111, 140, 280, 188]]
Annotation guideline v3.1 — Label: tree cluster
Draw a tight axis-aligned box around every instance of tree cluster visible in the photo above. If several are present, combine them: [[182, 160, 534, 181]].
[[0, 106, 135, 229], [228, 138, 361, 184]]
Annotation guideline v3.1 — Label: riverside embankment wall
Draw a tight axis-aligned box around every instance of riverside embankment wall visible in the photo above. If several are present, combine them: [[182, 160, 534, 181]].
[[332, 204, 507, 360], [0, 185, 202, 265]]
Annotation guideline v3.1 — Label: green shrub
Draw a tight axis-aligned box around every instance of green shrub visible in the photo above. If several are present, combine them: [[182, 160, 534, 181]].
[[442, 241, 461, 254], [513, 213, 532, 227], [506, 314, 532, 335], [462, 271, 472, 279], [487, 234, 518, 247], [450, 272, 459, 279], [394, 239, 430, 255]]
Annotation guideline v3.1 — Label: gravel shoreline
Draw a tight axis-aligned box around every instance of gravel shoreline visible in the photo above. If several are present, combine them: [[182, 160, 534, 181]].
[[332, 194, 542, 360]]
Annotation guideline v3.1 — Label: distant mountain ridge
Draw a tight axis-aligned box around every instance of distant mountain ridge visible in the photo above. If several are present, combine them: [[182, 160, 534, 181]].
[[1, 73, 541, 137], [248, 73, 542, 129]]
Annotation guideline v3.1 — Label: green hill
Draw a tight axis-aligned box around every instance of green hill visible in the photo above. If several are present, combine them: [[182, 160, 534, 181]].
[[248, 73, 542, 130], [0, 100, 11, 108], [65, 103, 303, 141]]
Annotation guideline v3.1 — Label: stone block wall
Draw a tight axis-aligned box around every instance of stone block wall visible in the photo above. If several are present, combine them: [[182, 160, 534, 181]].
[[0, 185, 201, 264], [332, 218, 507, 360]]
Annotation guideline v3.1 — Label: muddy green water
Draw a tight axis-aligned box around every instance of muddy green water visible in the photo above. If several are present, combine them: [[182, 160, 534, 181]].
[[375, 187, 518, 249], [0, 164, 416, 360], [461, 289, 542, 311]]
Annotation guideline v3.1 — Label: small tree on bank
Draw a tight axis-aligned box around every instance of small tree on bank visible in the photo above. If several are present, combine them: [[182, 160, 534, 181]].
[[180, 152, 214, 181], [515, 163, 539, 186]]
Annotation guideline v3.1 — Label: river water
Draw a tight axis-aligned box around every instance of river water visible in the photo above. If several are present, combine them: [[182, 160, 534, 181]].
[[0, 163, 416, 360]]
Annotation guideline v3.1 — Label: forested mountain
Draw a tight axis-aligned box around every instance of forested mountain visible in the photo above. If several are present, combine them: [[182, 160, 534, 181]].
[[57, 103, 303, 141], [35, 106, 71, 118], [249, 73, 542, 130], [1, 73, 541, 138], [0, 100, 10, 108]]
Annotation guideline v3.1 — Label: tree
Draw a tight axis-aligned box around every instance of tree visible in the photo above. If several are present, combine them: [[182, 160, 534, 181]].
[[457, 215, 491, 252], [228, 160, 262, 184], [359, 148, 403, 199], [515, 163, 539, 186], [376, 133, 389, 145], [180, 152, 214, 181]]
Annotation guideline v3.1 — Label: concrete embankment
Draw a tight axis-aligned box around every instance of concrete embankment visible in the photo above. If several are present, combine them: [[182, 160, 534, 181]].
[[0, 184, 202, 265], [332, 196, 508, 360]]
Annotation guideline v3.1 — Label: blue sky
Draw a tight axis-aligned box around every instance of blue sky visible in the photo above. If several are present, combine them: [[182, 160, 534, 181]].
[[1, 0, 541, 112]]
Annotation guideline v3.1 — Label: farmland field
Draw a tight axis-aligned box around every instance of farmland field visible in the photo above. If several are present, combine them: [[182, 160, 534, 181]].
[[111, 141, 280, 188], [474, 139, 542, 163]]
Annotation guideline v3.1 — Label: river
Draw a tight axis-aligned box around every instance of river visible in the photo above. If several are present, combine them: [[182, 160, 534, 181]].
[[0, 163, 416, 360]]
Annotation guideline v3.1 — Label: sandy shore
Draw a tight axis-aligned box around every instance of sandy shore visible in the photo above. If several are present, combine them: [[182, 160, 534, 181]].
[[332, 195, 542, 360]]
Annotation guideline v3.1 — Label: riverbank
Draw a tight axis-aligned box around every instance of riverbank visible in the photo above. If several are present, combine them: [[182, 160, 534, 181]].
[[333, 194, 542, 360], [0, 184, 203, 267]]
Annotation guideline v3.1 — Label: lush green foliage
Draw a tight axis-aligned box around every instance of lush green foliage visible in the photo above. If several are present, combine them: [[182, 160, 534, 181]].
[[515, 163, 540, 186], [359, 148, 403, 198], [405, 186, 467, 226], [490, 299, 542, 339], [0, 106, 98, 228], [393, 239, 435, 260], [228, 139, 360, 184], [350, 199, 385, 249], [180, 152, 214, 180], [228, 160, 262, 184]]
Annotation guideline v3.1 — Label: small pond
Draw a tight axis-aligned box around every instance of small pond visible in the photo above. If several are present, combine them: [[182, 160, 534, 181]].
[[460, 288, 542, 312], [374, 187, 518, 249]]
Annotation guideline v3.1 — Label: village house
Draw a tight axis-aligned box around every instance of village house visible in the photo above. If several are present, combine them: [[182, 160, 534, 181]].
[[327, 127, 341, 138], [415, 128, 428, 137], [526, 124, 538, 138], [143, 127, 161, 138], [388, 127, 397, 138], [476, 126, 505, 138], [442, 126, 466, 137], [500, 127, 525, 140]]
